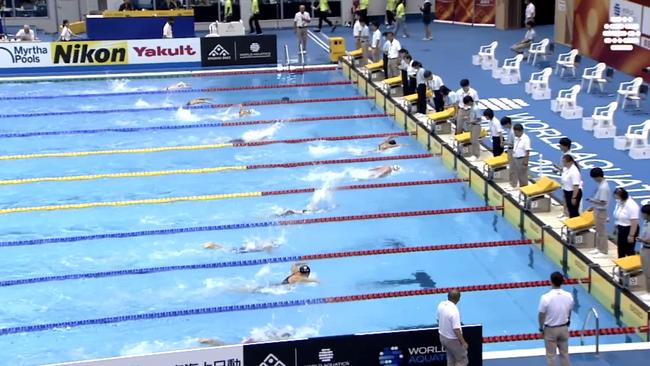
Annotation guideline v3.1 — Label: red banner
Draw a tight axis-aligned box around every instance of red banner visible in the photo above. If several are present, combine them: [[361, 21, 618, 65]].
[[435, 0, 455, 22], [474, 0, 496, 25], [454, 0, 475, 23], [573, 0, 650, 81]]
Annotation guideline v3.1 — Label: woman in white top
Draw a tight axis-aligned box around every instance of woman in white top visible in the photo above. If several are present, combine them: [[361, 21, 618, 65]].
[[59, 20, 76, 41], [613, 188, 640, 258], [560, 154, 582, 218]]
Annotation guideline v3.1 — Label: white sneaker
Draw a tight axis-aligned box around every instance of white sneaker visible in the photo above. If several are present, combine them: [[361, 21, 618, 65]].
[[592, 253, 609, 258], [557, 213, 566, 219], [588, 249, 600, 255], [467, 156, 477, 162]]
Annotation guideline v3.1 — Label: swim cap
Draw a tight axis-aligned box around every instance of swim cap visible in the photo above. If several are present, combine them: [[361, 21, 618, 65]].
[[299, 265, 311, 274], [388, 139, 397, 145], [392, 165, 400, 171]]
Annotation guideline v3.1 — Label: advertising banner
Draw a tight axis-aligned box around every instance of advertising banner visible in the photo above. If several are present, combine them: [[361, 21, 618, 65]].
[[51, 41, 129, 66], [201, 35, 277, 67], [573, 0, 650, 81], [454, 0, 475, 24], [473, 0, 496, 25], [0, 42, 52, 68], [128, 38, 201, 64], [435, 0, 456, 22]]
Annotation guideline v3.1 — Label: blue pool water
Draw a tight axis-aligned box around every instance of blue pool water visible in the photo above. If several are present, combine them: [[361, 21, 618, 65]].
[[0, 69, 641, 365]]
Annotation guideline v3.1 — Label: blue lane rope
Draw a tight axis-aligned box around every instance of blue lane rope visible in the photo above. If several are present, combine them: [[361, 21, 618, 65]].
[[0, 88, 203, 101], [0, 121, 227, 138], [0, 104, 213, 118], [0, 255, 301, 287]]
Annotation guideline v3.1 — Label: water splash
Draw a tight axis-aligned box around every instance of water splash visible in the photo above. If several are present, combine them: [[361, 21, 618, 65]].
[[134, 99, 151, 108], [307, 179, 337, 211], [307, 143, 365, 157], [175, 107, 201, 122], [120, 338, 197, 356], [241, 122, 282, 143]]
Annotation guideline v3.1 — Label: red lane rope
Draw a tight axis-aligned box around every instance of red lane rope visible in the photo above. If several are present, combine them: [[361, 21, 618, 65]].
[[202, 81, 352, 92], [483, 326, 648, 343], [262, 179, 465, 196], [209, 96, 373, 109], [220, 113, 388, 127], [324, 278, 589, 303], [233, 131, 412, 147], [278, 206, 503, 226], [247, 153, 432, 170], [301, 239, 534, 260], [192, 65, 338, 77]]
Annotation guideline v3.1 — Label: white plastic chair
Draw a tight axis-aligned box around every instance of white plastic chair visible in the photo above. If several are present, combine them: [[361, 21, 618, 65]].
[[502, 54, 524, 82], [208, 22, 218, 34], [592, 102, 618, 128], [581, 63, 606, 93], [555, 49, 579, 78], [616, 77, 644, 109], [527, 38, 550, 65], [528, 67, 553, 91], [555, 85, 581, 110], [624, 120, 650, 148], [478, 41, 498, 64]]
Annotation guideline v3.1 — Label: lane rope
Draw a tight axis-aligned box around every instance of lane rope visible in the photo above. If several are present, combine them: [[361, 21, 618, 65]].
[[0, 179, 462, 215], [0, 239, 531, 287], [0, 206, 501, 248], [0, 96, 374, 119], [0, 153, 432, 185], [0, 131, 409, 161], [483, 326, 649, 343], [0, 278, 584, 336], [0, 113, 388, 139], [0, 81, 352, 101]]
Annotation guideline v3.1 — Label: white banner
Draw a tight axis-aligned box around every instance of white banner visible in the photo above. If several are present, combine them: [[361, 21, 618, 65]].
[[643, 6, 650, 36], [0, 42, 53, 68], [128, 38, 201, 64], [49, 344, 243, 366], [609, 0, 644, 25]]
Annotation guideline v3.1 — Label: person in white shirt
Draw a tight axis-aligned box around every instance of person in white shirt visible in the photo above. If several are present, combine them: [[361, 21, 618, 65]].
[[437, 290, 469, 366], [358, 18, 370, 66], [560, 154, 582, 218], [511, 21, 536, 54], [538, 272, 574, 366], [163, 18, 174, 39], [407, 56, 417, 94], [455, 79, 479, 134], [400, 53, 413, 95], [525, 0, 536, 23], [509, 123, 531, 190], [353, 13, 362, 50], [59, 20, 76, 41], [294, 5, 311, 54], [427, 73, 444, 112], [15, 25, 37, 42], [440, 85, 459, 109], [371, 21, 382, 62], [463, 96, 482, 161], [613, 188, 640, 258], [484, 109, 503, 156], [638, 205, 650, 301], [384, 32, 402, 78], [587, 168, 611, 257], [553, 137, 572, 174]]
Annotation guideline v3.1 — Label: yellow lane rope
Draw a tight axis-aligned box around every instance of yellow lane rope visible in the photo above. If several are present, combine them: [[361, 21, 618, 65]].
[[0, 166, 247, 185], [0, 191, 263, 215], [0, 143, 234, 161]]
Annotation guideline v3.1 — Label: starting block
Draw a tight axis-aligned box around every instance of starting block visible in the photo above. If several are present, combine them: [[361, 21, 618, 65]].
[[612, 255, 645, 291], [519, 176, 561, 213], [427, 107, 455, 135], [402, 89, 433, 111], [363, 60, 384, 81], [482, 153, 509, 181], [561, 211, 595, 248], [453, 129, 487, 156], [382, 76, 403, 96]]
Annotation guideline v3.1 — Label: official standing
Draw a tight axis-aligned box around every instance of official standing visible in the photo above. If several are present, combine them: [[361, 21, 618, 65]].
[[613, 188, 640, 258], [509, 123, 531, 190], [437, 290, 469, 366], [560, 154, 582, 218], [587, 168, 611, 258], [359, 18, 370, 66], [224, 0, 234, 22], [638, 205, 650, 301], [416, 66, 430, 114], [162, 18, 174, 39], [455, 79, 479, 134], [371, 22, 382, 62], [428, 73, 444, 112], [400, 53, 413, 95], [249, 0, 262, 34], [465, 96, 482, 161], [384, 32, 402, 78], [294, 5, 311, 54], [315, 0, 337, 32], [485, 109, 503, 156], [538, 272, 574, 366]]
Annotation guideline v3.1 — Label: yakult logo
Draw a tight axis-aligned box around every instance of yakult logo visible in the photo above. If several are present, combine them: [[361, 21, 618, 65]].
[[132, 45, 196, 57]]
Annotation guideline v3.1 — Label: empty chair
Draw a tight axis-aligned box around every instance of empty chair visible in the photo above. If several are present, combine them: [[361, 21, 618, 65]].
[[501, 54, 524, 83], [526, 67, 553, 99], [555, 49, 580, 78], [527, 38, 550, 65], [624, 120, 650, 147], [616, 77, 644, 109], [580, 63, 606, 93], [555, 85, 581, 110], [477, 41, 498, 66], [591, 102, 618, 128]]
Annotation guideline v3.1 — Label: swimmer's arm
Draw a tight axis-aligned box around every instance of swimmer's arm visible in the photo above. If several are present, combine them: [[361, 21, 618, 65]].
[[198, 338, 226, 346], [298, 277, 320, 284]]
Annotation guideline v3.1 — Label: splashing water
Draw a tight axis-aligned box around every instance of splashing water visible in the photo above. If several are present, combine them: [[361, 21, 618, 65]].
[[175, 107, 201, 122], [245, 323, 321, 343], [307, 143, 366, 157], [120, 338, 197, 356], [134, 99, 151, 108], [241, 123, 282, 142], [307, 179, 337, 211]]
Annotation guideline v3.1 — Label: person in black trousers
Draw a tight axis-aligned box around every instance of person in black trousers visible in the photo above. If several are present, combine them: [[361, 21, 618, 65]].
[[416, 68, 431, 114], [484, 109, 503, 156], [560, 154, 583, 218], [401, 53, 412, 95], [613, 188, 641, 258]]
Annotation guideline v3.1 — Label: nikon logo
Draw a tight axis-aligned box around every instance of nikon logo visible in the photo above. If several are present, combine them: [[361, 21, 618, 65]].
[[53, 42, 128, 65]]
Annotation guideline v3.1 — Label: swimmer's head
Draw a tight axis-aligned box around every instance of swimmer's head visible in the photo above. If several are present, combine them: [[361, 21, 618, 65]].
[[299, 264, 311, 275], [388, 139, 397, 145], [281, 97, 290, 101], [391, 165, 401, 171]]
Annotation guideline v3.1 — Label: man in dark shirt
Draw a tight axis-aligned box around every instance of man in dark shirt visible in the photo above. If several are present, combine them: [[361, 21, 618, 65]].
[[118, 0, 134, 11]]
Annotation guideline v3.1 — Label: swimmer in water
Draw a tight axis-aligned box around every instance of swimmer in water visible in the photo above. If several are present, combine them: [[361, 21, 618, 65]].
[[166, 81, 190, 91], [198, 326, 295, 346], [377, 136, 403, 151], [276, 209, 311, 217], [281, 263, 319, 285], [202, 239, 280, 253], [239, 104, 253, 117], [186, 97, 213, 106], [368, 165, 401, 179]]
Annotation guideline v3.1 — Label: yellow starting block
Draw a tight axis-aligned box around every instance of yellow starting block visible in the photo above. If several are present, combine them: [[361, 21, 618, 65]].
[[453, 128, 487, 144], [426, 106, 456, 134], [483, 153, 509, 181], [519, 176, 561, 212], [402, 89, 433, 108], [613, 255, 644, 290], [363, 60, 384, 80], [561, 210, 595, 247], [383, 76, 403, 94], [348, 48, 372, 58]]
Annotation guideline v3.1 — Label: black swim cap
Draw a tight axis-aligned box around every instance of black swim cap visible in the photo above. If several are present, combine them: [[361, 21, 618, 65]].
[[299, 265, 310, 274], [388, 140, 397, 145]]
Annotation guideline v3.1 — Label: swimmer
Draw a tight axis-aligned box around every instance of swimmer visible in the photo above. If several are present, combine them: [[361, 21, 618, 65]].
[[377, 136, 403, 151], [239, 104, 253, 117], [275, 209, 311, 217], [281, 263, 319, 285], [198, 338, 227, 347], [166, 81, 190, 91], [199, 326, 295, 346], [186, 97, 213, 106], [202, 239, 280, 253], [368, 165, 400, 179]]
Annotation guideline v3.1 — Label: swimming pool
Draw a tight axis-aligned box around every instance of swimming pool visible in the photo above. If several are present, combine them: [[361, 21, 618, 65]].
[[0, 67, 640, 365]]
